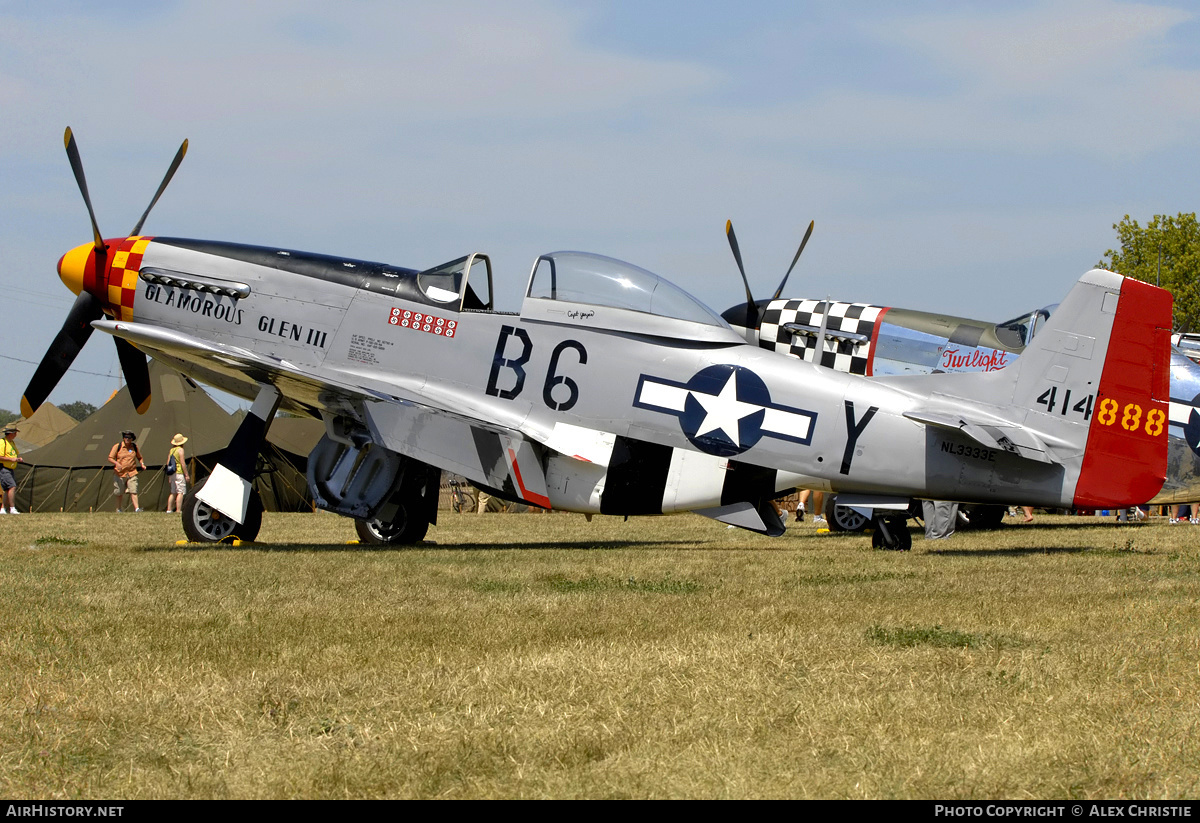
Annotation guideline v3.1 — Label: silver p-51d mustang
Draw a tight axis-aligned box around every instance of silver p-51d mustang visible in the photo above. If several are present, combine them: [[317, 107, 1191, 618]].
[[22, 131, 1174, 549]]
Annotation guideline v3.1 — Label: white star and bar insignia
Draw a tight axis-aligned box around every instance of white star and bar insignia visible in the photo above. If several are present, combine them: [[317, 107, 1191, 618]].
[[634, 365, 816, 457]]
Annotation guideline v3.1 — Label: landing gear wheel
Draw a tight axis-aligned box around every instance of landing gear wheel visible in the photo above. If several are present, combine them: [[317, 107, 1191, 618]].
[[234, 493, 263, 542], [960, 504, 1005, 531], [825, 495, 870, 532], [870, 516, 912, 551], [181, 478, 263, 543], [355, 504, 429, 546]]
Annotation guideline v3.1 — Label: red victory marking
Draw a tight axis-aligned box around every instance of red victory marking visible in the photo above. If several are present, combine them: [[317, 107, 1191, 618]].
[[386, 308, 457, 340]]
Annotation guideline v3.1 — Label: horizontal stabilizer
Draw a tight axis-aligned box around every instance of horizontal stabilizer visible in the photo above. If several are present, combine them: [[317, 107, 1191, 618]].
[[903, 407, 1056, 464]]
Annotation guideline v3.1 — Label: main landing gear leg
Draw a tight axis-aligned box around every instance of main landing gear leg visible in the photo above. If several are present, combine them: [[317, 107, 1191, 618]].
[[353, 460, 440, 546], [871, 514, 912, 552], [185, 382, 280, 543]]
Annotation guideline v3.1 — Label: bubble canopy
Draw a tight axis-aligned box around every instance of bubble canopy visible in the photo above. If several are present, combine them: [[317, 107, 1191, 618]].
[[524, 252, 729, 328]]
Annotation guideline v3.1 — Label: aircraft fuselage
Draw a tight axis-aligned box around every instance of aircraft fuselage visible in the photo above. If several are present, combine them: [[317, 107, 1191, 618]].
[[93, 237, 1162, 515]]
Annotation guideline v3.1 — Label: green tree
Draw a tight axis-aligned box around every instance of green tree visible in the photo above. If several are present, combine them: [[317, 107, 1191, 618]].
[[58, 401, 97, 422], [0, 409, 16, 425], [1099, 213, 1200, 331]]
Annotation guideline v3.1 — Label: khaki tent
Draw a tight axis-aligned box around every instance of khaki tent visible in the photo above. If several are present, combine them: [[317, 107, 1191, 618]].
[[7, 403, 78, 452], [14, 362, 316, 513]]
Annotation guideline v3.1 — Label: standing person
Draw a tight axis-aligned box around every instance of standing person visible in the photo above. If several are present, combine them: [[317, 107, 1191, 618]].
[[0, 425, 24, 514], [108, 430, 146, 512], [1021, 506, 1035, 523], [164, 433, 190, 513], [1169, 503, 1200, 524], [799, 489, 826, 524], [769, 497, 790, 526], [922, 499, 959, 539]]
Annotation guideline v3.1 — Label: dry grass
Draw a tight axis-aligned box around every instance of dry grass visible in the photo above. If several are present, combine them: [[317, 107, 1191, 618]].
[[1, 509, 1198, 798]]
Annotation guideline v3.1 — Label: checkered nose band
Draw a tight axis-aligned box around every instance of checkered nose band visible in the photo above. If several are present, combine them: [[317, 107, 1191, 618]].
[[63, 236, 152, 320], [758, 299, 887, 376], [103, 236, 151, 321]]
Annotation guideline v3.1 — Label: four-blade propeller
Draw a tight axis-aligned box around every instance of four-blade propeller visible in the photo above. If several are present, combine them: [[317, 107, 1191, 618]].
[[21, 128, 188, 418], [721, 219, 816, 330]]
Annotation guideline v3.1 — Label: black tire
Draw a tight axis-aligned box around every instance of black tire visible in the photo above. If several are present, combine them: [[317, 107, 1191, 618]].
[[959, 504, 1005, 531], [182, 479, 263, 544], [824, 494, 871, 532], [355, 502, 429, 545], [234, 492, 263, 542], [870, 517, 912, 551]]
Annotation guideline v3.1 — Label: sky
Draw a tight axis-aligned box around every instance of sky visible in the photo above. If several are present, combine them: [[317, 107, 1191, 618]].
[[3, 0, 1199, 411]]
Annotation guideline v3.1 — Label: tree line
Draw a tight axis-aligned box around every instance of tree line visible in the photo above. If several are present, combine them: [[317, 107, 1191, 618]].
[[1098, 212, 1200, 332]]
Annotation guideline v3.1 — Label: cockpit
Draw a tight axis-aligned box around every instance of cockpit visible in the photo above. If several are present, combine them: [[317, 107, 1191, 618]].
[[357, 252, 494, 312], [389, 249, 742, 344], [519, 252, 740, 343], [416, 253, 493, 311], [995, 304, 1055, 349]]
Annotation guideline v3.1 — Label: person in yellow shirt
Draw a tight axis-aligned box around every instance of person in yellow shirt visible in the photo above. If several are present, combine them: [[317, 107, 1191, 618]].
[[164, 433, 191, 513], [1, 425, 24, 514]]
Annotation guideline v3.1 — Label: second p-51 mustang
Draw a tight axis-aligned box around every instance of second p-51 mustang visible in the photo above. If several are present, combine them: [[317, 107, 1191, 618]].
[[23, 130, 1174, 550], [718, 220, 1200, 529]]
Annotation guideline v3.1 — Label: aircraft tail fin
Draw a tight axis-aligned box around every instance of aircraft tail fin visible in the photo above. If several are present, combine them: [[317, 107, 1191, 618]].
[[905, 270, 1172, 507], [1001, 270, 1171, 506]]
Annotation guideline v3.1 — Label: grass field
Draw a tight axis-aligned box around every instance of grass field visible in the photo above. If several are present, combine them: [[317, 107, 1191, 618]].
[[1, 509, 1198, 799]]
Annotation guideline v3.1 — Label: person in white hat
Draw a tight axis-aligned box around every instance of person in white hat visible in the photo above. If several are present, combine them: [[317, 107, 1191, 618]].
[[0, 425, 24, 513], [165, 433, 191, 513]]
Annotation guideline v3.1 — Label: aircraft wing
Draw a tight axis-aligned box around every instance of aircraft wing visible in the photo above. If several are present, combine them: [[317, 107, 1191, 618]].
[[94, 319, 555, 506], [362, 400, 551, 507]]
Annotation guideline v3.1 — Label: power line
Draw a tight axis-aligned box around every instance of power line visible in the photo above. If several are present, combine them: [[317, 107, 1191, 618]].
[[0, 352, 119, 379], [9, 294, 74, 311]]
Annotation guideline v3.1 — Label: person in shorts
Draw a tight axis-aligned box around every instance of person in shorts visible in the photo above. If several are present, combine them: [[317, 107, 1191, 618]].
[[109, 430, 146, 512], [165, 433, 191, 513], [0, 425, 24, 514]]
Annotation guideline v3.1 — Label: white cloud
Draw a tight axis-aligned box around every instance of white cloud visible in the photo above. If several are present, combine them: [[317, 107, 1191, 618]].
[[0, 1, 715, 142], [886, 0, 1190, 91], [701, 1, 1200, 158]]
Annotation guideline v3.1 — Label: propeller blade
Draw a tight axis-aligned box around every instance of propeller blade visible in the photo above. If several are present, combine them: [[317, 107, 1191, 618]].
[[726, 219, 758, 328], [21, 291, 103, 418], [129, 138, 188, 236], [63, 127, 105, 252], [114, 337, 152, 414], [772, 220, 815, 300]]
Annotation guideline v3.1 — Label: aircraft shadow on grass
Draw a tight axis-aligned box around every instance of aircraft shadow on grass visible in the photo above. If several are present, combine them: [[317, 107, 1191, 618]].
[[144, 538, 708, 553]]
